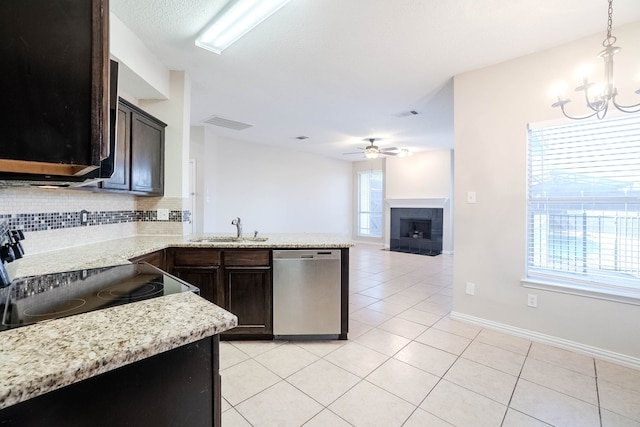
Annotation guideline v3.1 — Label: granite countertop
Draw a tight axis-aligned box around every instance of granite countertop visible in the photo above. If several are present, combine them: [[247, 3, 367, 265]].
[[9, 233, 354, 279], [0, 233, 351, 410], [0, 292, 237, 410]]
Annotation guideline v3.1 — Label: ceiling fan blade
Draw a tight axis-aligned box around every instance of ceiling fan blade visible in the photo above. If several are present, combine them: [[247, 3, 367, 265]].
[[343, 151, 363, 155], [381, 151, 398, 156], [382, 147, 398, 151]]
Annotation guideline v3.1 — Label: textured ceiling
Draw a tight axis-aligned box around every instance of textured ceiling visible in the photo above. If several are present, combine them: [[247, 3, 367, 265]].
[[110, 0, 640, 160]]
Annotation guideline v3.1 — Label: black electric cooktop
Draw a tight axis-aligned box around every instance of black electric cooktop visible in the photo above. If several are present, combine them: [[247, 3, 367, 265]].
[[0, 263, 199, 331]]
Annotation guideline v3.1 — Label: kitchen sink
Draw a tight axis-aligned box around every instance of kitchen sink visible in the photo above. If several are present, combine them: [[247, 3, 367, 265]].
[[191, 236, 269, 243]]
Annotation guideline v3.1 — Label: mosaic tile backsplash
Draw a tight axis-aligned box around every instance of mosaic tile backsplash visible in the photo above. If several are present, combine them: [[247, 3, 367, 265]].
[[0, 210, 191, 232]]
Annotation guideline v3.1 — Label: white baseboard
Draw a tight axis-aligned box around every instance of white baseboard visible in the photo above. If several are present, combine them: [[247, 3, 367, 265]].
[[450, 311, 640, 370]]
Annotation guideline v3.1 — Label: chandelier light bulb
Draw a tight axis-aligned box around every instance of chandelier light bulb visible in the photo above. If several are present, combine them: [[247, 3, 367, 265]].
[[576, 64, 594, 80], [549, 83, 567, 99]]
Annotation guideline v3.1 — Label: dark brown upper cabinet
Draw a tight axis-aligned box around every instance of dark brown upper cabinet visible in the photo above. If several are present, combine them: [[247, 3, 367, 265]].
[[101, 99, 165, 196], [0, 0, 110, 178]]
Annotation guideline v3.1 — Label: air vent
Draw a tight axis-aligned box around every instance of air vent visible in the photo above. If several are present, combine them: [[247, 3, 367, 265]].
[[203, 115, 253, 131], [397, 110, 420, 118]]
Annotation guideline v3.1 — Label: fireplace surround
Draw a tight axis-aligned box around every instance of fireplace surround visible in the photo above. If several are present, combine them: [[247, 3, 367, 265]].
[[390, 207, 443, 255]]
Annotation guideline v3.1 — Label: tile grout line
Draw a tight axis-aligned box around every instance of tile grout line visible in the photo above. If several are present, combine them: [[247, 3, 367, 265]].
[[500, 341, 533, 426], [401, 319, 478, 426], [594, 358, 603, 427]]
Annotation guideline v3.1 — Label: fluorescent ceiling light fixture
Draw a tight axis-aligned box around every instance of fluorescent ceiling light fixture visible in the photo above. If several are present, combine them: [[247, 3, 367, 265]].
[[196, 0, 291, 54]]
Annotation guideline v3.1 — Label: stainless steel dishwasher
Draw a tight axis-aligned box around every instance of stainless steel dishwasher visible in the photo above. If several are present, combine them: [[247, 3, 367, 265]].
[[273, 249, 341, 338]]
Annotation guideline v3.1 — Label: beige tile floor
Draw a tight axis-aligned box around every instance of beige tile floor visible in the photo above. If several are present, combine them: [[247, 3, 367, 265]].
[[220, 244, 640, 427]]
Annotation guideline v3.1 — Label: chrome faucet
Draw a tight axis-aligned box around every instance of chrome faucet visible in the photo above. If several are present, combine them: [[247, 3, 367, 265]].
[[231, 217, 243, 239]]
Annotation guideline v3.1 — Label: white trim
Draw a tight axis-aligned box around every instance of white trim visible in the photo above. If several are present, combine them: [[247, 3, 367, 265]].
[[384, 198, 448, 208], [450, 311, 640, 370], [521, 277, 640, 306]]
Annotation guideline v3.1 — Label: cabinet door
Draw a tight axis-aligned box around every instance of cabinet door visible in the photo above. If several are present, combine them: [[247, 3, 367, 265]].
[[0, 0, 109, 177], [223, 267, 272, 336], [171, 267, 222, 304], [131, 113, 164, 195], [101, 104, 131, 190], [167, 248, 223, 304]]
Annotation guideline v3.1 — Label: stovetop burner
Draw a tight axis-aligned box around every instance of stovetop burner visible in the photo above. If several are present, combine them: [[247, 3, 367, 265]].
[[96, 281, 165, 301], [0, 263, 199, 330]]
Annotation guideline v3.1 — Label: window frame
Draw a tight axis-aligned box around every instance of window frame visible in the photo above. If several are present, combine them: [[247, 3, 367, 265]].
[[523, 115, 640, 305], [357, 170, 383, 238]]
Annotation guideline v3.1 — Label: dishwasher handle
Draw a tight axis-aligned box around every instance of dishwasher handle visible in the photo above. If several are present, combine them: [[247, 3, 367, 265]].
[[273, 249, 341, 261]]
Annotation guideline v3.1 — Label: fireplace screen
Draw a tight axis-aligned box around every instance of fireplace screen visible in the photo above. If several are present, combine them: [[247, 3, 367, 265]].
[[390, 208, 442, 256], [400, 219, 432, 240]]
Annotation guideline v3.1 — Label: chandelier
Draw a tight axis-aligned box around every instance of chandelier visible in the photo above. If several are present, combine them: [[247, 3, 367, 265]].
[[552, 0, 640, 120]]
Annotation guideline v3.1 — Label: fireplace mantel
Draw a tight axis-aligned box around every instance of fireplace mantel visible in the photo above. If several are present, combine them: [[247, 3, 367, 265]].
[[385, 198, 448, 208]]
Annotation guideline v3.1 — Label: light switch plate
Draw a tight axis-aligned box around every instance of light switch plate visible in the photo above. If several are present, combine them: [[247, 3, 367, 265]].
[[157, 209, 170, 221], [465, 282, 475, 295], [467, 191, 477, 204]]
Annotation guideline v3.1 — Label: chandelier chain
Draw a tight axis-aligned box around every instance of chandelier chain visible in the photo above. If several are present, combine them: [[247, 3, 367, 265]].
[[604, 0, 616, 47]]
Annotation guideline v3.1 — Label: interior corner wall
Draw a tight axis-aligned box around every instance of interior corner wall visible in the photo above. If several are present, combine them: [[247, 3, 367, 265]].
[[196, 134, 352, 235], [453, 22, 640, 360]]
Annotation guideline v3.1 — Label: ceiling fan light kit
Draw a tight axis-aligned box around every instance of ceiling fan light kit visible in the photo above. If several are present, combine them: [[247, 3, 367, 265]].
[[344, 138, 411, 159], [551, 0, 640, 120]]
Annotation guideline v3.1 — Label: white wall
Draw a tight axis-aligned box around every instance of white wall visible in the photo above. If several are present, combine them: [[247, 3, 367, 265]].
[[141, 71, 192, 199], [192, 129, 352, 235], [110, 13, 170, 100], [453, 22, 640, 363], [386, 150, 453, 199]]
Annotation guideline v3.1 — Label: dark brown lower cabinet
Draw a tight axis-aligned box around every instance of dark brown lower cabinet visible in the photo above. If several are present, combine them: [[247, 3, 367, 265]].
[[166, 248, 273, 339], [223, 266, 272, 338], [221, 250, 272, 339], [166, 248, 223, 305], [0, 336, 222, 427]]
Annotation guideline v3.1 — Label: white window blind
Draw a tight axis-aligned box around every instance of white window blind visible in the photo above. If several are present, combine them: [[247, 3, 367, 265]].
[[357, 170, 383, 237], [527, 115, 640, 298]]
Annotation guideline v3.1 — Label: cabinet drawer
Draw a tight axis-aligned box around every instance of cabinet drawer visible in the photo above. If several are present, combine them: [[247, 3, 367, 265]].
[[224, 250, 270, 266], [172, 249, 221, 266]]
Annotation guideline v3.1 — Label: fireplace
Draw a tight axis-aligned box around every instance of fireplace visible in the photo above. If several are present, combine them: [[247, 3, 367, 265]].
[[390, 208, 443, 255]]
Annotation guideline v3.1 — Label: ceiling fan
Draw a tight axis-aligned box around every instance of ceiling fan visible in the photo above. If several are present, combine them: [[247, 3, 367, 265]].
[[344, 138, 398, 159]]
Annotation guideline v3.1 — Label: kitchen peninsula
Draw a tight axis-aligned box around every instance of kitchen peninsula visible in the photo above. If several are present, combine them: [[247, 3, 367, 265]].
[[0, 234, 352, 426]]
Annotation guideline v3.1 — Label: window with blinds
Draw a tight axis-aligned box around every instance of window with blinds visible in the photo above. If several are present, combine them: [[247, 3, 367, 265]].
[[526, 115, 640, 299], [357, 170, 383, 237]]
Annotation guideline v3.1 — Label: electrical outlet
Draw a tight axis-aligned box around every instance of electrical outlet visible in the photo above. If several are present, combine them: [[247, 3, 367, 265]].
[[527, 294, 538, 308], [157, 209, 170, 221], [80, 210, 88, 225], [466, 282, 475, 295], [467, 191, 477, 204]]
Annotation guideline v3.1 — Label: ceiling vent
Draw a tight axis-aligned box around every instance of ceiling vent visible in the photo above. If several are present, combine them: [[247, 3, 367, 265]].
[[203, 115, 253, 131], [397, 110, 419, 117]]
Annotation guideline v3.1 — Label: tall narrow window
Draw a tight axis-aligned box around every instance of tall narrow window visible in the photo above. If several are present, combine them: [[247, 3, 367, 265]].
[[358, 170, 383, 237], [526, 115, 640, 301]]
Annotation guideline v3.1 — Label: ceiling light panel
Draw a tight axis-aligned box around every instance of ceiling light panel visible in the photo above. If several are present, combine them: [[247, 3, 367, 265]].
[[195, 0, 292, 54]]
